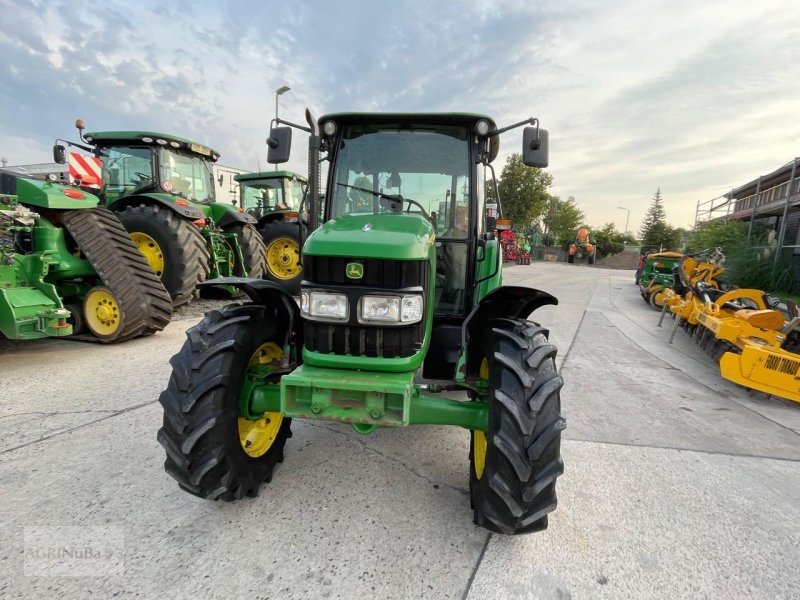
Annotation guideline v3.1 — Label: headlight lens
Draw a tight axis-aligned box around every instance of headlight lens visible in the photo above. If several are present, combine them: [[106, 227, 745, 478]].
[[359, 294, 423, 324], [304, 291, 348, 320], [401, 295, 423, 323], [361, 296, 400, 322]]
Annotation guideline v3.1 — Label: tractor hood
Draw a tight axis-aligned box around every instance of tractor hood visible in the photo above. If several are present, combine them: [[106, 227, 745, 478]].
[[304, 213, 434, 260]]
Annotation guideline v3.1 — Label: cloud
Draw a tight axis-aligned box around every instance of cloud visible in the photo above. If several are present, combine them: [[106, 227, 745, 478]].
[[0, 0, 798, 235]]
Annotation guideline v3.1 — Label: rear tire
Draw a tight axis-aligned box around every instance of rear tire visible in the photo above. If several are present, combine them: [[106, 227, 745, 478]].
[[226, 222, 267, 278], [116, 203, 209, 307], [588, 251, 596, 265], [157, 304, 293, 500], [567, 254, 575, 264], [261, 220, 304, 294], [470, 318, 566, 534]]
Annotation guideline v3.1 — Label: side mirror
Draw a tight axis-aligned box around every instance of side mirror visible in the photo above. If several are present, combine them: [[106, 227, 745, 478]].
[[267, 127, 292, 164], [53, 144, 67, 164], [522, 128, 548, 168], [218, 173, 224, 187]]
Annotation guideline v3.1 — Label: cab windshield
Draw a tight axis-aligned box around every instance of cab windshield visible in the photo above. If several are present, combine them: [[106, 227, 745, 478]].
[[329, 124, 470, 239], [159, 149, 215, 203], [241, 178, 305, 219]]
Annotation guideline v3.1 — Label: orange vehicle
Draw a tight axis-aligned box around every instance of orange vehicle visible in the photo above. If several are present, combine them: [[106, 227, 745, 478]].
[[568, 226, 596, 264]]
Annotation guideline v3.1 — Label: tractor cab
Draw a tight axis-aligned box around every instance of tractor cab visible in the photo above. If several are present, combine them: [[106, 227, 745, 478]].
[[235, 171, 306, 221], [63, 131, 219, 206]]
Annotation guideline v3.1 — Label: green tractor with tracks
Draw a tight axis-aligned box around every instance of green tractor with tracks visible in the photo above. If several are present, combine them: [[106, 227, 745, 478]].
[[0, 173, 171, 342], [157, 111, 565, 534], [235, 170, 307, 293], [53, 120, 266, 306]]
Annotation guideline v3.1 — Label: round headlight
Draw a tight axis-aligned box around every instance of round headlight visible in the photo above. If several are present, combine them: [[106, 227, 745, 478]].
[[156, 139, 167, 145], [169, 141, 180, 148], [141, 136, 153, 143], [323, 121, 337, 136], [475, 120, 490, 136]]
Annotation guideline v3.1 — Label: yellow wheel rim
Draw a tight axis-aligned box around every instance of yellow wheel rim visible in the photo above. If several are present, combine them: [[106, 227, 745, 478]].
[[265, 237, 300, 280], [130, 232, 165, 277], [83, 287, 122, 338], [472, 358, 490, 479], [238, 342, 285, 458]]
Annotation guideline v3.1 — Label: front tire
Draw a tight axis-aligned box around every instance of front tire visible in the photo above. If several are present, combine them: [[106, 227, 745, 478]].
[[157, 304, 293, 500], [470, 318, 566, 534]]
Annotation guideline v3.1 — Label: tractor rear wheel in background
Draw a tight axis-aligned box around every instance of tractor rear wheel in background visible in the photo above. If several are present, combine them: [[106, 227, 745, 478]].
[[567, 254, 575, 264], [117, 203, 210, 307], [261, 220, 304, 294], [225, 222, 267, 278], [158, 304, 293, 500], [588, 251, 596, 265], [469, 318, 566, 534]]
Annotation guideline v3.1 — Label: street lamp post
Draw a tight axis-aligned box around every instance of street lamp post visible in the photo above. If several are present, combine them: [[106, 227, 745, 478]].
[[274, 85, 291, 171], [617, 206, 630, 235]]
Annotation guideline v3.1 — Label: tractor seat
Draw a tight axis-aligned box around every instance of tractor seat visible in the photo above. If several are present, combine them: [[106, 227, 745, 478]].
[[732, 309, 785, 331]]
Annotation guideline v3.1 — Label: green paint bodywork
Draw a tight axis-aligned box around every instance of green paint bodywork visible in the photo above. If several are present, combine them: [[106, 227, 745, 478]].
[[85, 131, 219, 158], [639, 252, 682, 296], [15, 178, 99, 210], [304, 213, 435, 260], [0, 179, 107, 339], [277, 365, 487, 432], [234, 171, 307, 183]]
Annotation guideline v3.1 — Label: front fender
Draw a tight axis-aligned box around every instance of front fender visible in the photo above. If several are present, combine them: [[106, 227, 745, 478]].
[[211, 203, 256, 227], [197, 277, 301, 348], [461, 285, 558, 376]]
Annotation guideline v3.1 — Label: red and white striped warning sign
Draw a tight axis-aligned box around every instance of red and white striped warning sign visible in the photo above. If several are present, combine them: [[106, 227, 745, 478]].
[[68, 152, 103, 188]]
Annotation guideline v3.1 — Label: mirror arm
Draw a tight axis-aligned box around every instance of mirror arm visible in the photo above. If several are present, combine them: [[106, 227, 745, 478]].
[[55, 138, 95, 154], [271, 117, 312, 134], [491, 117, 539, 137]]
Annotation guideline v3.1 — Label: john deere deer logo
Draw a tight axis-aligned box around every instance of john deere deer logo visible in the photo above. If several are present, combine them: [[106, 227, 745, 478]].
[[346, 262, 364, 279]]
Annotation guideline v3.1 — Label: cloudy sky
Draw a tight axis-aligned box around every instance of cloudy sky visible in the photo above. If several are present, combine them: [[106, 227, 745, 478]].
[[1, 0, 798, 233]]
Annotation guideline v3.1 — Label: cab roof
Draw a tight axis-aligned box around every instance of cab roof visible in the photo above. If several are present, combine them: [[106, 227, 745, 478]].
[[320, 112, 497, 130], [234, 170, 307, 183], [83, 131, 220, 159]]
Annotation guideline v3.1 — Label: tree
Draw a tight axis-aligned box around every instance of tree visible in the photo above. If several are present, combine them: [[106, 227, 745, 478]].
[[542, 195, 584, 246], [590, 223, 638, 258], [489, 153, 552, 228], [639, 188, 680, 250]]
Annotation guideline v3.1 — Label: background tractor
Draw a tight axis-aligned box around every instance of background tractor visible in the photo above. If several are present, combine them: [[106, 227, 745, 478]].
[[53, 120, 266, 306], [235, 171, 307, 293], [0, 172, 171, 342], [567, 226, 595, 264], [157, 110, 566, 535]]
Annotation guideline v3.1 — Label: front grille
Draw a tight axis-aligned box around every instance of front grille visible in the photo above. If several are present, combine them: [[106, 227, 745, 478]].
[[304, 256, 427, 289], [303, 257, 429, 358], [304, 321, 424, 358]]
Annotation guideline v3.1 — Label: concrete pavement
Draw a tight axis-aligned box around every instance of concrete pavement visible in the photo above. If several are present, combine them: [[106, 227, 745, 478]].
[[1, 262, 798, 598]]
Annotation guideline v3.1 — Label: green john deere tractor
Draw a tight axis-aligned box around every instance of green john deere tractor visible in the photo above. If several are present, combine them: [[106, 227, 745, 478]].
[[0, 172, 171, 342], [53, 120, 266, 306], [235, 170, 307, 293], [157, 111, 565, 534]]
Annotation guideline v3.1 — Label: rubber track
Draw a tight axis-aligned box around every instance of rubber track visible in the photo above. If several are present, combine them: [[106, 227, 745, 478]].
[[60, 207, 172, 342]]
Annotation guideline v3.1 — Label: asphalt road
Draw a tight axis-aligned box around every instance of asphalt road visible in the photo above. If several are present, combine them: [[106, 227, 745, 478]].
[[1, 263, 798, 599]]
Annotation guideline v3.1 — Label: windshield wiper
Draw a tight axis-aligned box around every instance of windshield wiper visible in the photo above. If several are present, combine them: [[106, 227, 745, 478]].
[[335, 182, 430, 220]]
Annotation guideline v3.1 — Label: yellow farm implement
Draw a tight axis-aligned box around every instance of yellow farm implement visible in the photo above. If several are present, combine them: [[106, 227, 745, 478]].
[[659, 249, 800, 404]]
